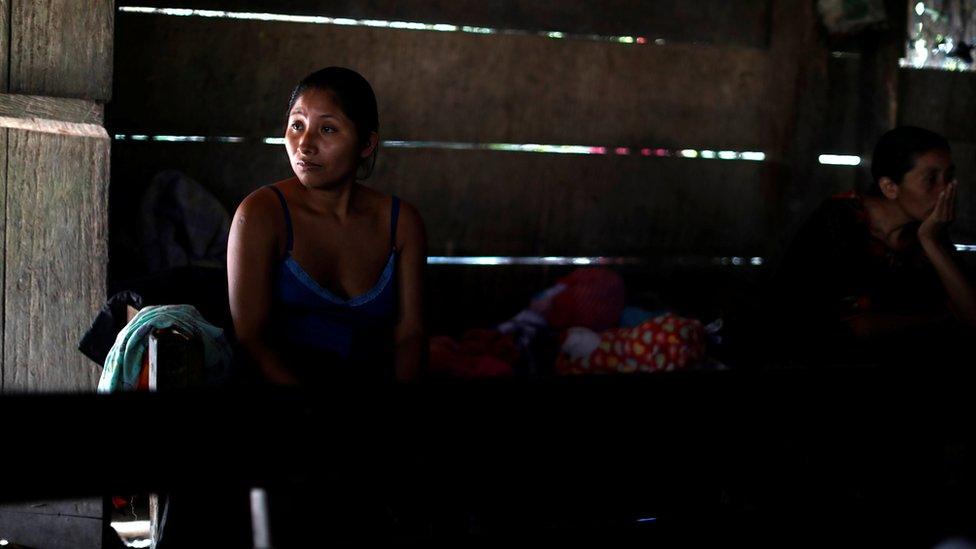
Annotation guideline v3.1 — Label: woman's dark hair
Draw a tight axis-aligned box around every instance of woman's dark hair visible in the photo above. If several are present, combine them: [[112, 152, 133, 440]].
[[868, 126, 950, 196], [286, 66, 379, 179]]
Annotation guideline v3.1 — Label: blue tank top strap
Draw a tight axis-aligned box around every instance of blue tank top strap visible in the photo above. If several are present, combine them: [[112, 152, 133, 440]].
[[267, 185, 294, 252], [390, 196, 401, 250]]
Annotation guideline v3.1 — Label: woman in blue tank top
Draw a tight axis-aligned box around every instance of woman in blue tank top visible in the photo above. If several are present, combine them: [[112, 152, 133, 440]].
[[228, 67, 427, 384]]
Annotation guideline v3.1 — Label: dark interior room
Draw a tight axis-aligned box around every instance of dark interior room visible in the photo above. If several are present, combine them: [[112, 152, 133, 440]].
[[1, 0, 976, 547]]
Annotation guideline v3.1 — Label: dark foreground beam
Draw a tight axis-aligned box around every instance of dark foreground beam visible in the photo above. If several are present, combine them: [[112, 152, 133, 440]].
[[1, 368, 974, 524]]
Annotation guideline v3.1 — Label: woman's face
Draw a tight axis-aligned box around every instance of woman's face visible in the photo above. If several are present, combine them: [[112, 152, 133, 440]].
[[285, 87, 374, 189], [893, 149, 956, 221]]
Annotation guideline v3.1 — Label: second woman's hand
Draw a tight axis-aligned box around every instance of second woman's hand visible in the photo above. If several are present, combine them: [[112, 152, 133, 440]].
[[918, 181, 957, 245]]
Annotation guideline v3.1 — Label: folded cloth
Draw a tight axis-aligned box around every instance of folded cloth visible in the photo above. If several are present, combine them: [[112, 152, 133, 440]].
[[97, 304, 233, 393], [555, 313, 705, 375]]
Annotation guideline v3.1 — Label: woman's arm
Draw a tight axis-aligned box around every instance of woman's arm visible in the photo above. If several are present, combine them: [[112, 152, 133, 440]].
[[918, 182, 976, 332], [393, 200, 427, 381], [781, 201, 950, 339], [847, 312, 950, 339], [228, 189, 298, 385]]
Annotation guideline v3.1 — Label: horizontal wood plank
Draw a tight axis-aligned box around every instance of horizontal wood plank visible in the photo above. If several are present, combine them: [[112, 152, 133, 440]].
[[0, 93, 104, 125], [110, 13, 776, 150], [110, 141, 774, 259], [120, 0, 772, 48]]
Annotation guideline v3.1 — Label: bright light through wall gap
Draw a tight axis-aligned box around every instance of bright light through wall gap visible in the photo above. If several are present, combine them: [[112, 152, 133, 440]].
[[118, 6, 667, 45], [427, 256, 765, 266], [152, 135, 205, 142], [426, 256, 638, 266], [114, 135, 767, 161], [819, 154, 861, 166]]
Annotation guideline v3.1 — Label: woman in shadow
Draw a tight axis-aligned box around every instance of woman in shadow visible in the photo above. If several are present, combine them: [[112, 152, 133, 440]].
[[227, 67, 428, 545], [228, 67, 426, 385], [773, 126, 975, 366]]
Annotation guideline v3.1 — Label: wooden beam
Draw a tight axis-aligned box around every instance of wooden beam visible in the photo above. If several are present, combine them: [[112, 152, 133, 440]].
[[0, 94, 107, 138], [0, 369, 971, 504], [0, 93, 104, 125], [0, 115, 108, 139], [3, 129, 108, 392]]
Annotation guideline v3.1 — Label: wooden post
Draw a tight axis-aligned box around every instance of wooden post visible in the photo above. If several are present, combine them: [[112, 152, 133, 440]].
[[0, 1, 113, 547]]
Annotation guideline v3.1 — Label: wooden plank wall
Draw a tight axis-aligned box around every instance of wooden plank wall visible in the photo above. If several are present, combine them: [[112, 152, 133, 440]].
[[108, 1, 829, 329], [112, 142, 771, 257], [116, 1, 947, 336], [0, 0, 112, 392], [0, 0, 112, 547], [111, 16, 776, 148], [104, 0, 838, 330], [108, 0, 805, 265]]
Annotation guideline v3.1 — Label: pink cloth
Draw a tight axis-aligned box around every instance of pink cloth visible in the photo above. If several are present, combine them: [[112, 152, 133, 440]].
[[545, 268, 626, 332]]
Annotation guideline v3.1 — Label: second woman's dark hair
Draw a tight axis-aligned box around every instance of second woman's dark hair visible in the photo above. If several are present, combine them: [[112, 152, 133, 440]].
[[868, 126, 950, 197], [287, 66, 379, 179]]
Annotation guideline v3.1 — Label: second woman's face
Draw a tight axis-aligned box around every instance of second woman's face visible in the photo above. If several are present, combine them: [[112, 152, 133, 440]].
[[897, 149, 956, 221], [285, 88, 371, 189]]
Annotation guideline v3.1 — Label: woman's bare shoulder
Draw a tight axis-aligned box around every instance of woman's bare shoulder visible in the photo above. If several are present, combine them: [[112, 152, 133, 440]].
[[232, 180, 293, 238], [236, 180, 292, 217], [394, 197, 426, 249]]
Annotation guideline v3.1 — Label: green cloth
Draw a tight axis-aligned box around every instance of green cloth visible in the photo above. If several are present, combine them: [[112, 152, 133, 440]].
[[97, 304, 232, 393]]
